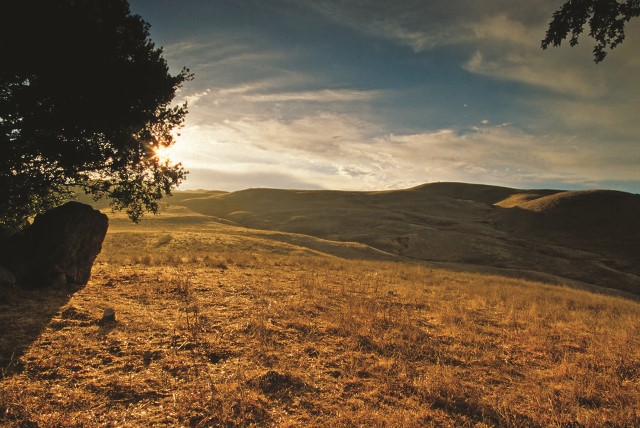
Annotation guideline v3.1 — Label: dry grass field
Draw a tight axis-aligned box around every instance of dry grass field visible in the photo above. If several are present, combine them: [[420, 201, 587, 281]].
[[1, 204, 639, 427], [167, 183, 640, 294]]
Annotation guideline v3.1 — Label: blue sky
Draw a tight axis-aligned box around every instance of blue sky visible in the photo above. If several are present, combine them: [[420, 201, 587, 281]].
[[129, 0, 640, 193]]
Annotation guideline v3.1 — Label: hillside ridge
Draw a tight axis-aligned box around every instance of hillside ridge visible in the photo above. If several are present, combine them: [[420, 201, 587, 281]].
[[152, 182, 640, 295]]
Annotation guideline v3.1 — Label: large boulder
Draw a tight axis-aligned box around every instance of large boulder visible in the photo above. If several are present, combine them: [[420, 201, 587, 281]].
[[0, 202, 108, 289]]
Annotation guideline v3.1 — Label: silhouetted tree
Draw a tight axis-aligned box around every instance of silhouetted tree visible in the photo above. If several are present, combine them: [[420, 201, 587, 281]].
[[542, 0, 640, 62], [0, 0, 191, 231]]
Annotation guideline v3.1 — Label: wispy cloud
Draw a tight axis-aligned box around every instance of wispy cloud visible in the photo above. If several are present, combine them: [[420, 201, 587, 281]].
[[302, 0, 558, 51], [304, 0, 639, 99], [182, 89, 211, 106], [144, 0, 640, 193], [170, 109, 640, 192], [242, 89, 383, 103], [176, 168, 323, 191], [463, 49, 605, 97]]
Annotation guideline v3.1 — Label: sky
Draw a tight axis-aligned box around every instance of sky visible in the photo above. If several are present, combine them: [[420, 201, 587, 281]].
[[128, 0, 640, 193]]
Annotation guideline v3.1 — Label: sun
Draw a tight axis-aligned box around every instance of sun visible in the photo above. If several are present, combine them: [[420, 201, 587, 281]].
[[154, 145, 174, 164]]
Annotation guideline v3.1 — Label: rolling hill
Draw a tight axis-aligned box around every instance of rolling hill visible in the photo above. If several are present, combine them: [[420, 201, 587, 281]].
[[161, 182, 640, 295]]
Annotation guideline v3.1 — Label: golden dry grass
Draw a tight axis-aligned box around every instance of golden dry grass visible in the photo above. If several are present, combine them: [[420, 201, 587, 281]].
[[158, 183, 640, 294], [1, 209, 639, 427]]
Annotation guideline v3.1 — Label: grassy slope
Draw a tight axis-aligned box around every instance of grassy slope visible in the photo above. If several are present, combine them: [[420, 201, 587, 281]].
[[166, 182, 640, 295], [1, 207, 639, 427]]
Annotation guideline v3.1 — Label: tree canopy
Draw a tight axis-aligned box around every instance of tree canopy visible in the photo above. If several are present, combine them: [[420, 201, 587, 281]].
[[0, 0, 190, 231], [542, 0, 640, 62]]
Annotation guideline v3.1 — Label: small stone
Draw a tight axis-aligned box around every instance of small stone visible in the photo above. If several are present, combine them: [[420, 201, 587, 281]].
[[101, 308, 116, 323]]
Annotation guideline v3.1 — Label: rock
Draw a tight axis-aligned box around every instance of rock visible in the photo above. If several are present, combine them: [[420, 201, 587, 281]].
[[0, 202, 108, 289], [101, 308, 116, 323]]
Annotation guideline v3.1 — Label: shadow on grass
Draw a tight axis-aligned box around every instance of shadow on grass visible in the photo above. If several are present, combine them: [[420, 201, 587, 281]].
[[0, 285, 75, 378]]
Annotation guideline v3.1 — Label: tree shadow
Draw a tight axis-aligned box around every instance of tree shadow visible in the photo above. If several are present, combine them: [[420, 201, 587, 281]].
[[0, 285, 75, 378]]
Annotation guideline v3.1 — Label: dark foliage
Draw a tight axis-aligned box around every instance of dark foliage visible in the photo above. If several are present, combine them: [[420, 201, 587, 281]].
[[0, 0, 191, 231], [542, 0, 640, 62]]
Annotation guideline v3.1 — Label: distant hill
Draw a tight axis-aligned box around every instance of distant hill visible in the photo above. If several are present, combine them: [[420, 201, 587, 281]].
[[77, 182, 640, 295], [496, 189, 640, 237], [157, 182, 639, 295]]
